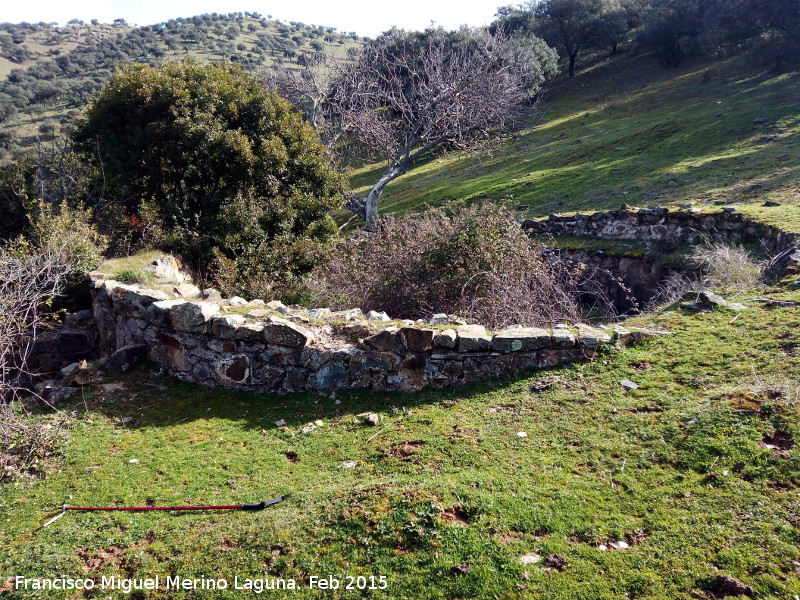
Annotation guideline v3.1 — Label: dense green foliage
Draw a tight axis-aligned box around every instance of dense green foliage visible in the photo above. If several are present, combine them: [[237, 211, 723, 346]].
[[73, 61, 346, 294], [493, 0, 800, 72]]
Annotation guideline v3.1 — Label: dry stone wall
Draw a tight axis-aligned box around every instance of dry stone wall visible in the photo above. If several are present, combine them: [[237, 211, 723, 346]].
[[523, 206, 798, 252], [90, 280, 626, 394]]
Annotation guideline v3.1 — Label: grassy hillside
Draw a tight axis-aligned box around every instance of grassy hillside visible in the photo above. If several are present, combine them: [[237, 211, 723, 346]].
[[350, 52, 800, 231], [0, 14, 359, 160], [2, 284, 799, 599]]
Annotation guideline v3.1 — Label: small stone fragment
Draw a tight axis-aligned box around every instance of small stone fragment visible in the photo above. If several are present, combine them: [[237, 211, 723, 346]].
[[226, 296, 248, 307], [366, 310, 391, 321], [201, 288, 223, 303], [329, 308, 363, 321], [620, 379, 640, 390], [308, 308, 331, 319], [429, 313, 449, 324], [275, 419, 287, 427], [697, 290, 727, 309], [339, 460, 358, 469], [517, 431, 527, 438], [363, 413, 380, 426], [519, 553, 541, 565], [173, 283, 201, 298], [609, 540, 630, 550], [266, 300, 289, 314]]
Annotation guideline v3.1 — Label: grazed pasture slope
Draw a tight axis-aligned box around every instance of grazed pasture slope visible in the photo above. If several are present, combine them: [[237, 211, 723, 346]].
[[350, 53, 800, 230]]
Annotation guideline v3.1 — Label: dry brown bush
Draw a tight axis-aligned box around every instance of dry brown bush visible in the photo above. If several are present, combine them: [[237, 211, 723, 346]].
[[309, 205, 582, 328], [689, 243, 762, 293]]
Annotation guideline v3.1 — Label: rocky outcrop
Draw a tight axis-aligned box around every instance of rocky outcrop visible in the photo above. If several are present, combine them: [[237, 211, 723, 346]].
[[90, 279, 629, 394]]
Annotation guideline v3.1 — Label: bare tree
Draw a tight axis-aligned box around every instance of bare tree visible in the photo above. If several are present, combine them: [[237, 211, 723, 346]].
[[329, 27, 557, 231], [266, 51, 350, 149], [0, 244, 74, 402]]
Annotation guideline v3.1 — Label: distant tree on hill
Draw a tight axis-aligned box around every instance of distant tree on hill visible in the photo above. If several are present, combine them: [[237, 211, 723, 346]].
[[72, 61, 346, 296], [637, 0, 708, 67]]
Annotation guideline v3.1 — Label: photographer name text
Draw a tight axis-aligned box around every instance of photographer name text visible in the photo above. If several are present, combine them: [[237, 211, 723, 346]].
[[13, 574, 388, 594]]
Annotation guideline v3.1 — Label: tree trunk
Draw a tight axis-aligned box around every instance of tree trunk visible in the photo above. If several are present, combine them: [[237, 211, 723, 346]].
[[568, 52, 578, 78], [345, 162, 406, 232]]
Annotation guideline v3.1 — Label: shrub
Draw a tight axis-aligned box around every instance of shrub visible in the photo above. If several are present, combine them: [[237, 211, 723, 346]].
[[0, 408, 68, 480], [310, 205, 581, 328], [72, 61, 346, 294], [688, 243, 761, 293], [30, 200, 107, 275]]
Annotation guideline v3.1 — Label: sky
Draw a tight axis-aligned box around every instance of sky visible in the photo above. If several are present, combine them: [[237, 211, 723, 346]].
[[2, 0, 507, 38]]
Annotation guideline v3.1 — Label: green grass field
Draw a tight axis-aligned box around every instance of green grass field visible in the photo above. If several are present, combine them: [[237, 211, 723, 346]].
[[2, 284, 799, 599]]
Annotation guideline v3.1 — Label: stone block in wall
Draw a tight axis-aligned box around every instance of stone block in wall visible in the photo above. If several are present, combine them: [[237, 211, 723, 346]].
[[491, 327, 552, 352], [350, 351, 401, 373], [433, 329, 457, 349], [456, 325, 492, 352], [105, 343, 148, 373], [364, 329, 398, 352], [154, 331, 188, 371], [316, 362, 346, 389], [211, 315, 245, 339], [64, 310, 93, 328], [124, 288, 169, 316], [57, 331, 94, 354], [167, 301, 220, 333], [262, 317, 312, 348], [576, 324, 612, 348], [551, 328, 576, 348], [398, 327, 435, 352], [214, 354, 250, 385], [235, 322, 265, 343]]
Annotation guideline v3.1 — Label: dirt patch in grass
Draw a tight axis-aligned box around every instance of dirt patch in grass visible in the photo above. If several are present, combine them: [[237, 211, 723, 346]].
[[624, 529, 651, 546], [221, 539, 240, 551], [761, 430, 794, 458], [529, 376, 563, 392], [76, 546, 124, 572], [631, 361, 654, 371], [440, 505, 470, 526], [722, 389, 785, 412], [284, 451, 299, 463], [383, 441, 426, 461], [487, 405, 516, 414], [779, 341, 799, 355], [766, 482, 793, 492]]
